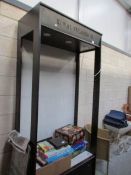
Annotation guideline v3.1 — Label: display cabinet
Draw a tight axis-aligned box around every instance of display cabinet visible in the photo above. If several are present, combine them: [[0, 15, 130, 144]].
[[15, 2, 102, 175]]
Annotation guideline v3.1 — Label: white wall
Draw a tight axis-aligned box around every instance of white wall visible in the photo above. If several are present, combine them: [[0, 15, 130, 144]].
[[79, 0, 130, 52], [20, 40, 75, 140], [126, 15, 131, 53], [78, 46, 131, 128], [17, 0, 78, 19]]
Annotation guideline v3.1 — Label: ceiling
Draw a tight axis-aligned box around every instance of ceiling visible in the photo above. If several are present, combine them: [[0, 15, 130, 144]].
[[117, 0, 131, 13]]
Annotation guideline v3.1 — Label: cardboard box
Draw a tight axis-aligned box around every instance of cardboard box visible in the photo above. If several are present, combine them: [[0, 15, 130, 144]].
[[128, 86, 131, 112], [36, 156, 71, 175], [84, 124, 110, 161]]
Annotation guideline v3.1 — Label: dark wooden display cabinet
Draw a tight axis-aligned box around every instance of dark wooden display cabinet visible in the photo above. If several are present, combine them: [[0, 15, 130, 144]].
[[15, 2, 102, 175]]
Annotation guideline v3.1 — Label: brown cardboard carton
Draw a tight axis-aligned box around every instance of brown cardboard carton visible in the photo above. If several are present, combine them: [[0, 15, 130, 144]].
[[36, 156, 71, 175], [128, 86, 131, 112], [84, 124, 110, 161]]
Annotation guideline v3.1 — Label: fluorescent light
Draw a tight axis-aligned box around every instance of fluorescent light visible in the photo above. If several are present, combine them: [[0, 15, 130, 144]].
[[43, 33, 51, 37], [54, 24, 58, 27], [65, 40, 72, 44]]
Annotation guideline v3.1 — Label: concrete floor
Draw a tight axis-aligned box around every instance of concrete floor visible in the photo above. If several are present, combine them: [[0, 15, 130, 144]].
[[96, 150, 131, 175]]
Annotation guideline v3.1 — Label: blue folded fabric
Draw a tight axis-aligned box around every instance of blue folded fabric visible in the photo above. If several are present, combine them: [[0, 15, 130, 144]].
[[103, 110, 128, 128]]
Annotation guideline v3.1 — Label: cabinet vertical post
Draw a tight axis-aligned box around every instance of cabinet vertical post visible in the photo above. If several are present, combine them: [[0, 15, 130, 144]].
[[15, 24, 22, 131], [91, 45, 101, 174], [74, 52, 80, 126], [28, 28, 41, 175]]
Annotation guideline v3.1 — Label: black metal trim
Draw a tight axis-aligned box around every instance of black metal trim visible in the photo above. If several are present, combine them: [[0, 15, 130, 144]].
[[74, 53, 80, 125], [28, 5, 41, 175], [80, 48, 95, 53], [15, 23, 22, 131], [90, 44, 101, 175], [91, 44, 101, 155], [29, 28, 41, 175]]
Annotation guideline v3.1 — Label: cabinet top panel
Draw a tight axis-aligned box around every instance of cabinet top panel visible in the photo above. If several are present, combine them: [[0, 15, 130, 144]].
[[19, 3, 102, 52], [40, 3, 102, 48]]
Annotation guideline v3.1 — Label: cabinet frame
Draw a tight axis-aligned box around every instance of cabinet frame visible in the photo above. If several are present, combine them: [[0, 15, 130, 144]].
[[15, 3, 102, 175]]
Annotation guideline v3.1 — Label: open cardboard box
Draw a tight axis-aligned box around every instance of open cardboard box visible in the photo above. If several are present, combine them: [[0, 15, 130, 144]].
[[84, 123, 131, 161], [36, 155, 71, 175], [84, 124, 110, 161], [128, 86, 131, 112]]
